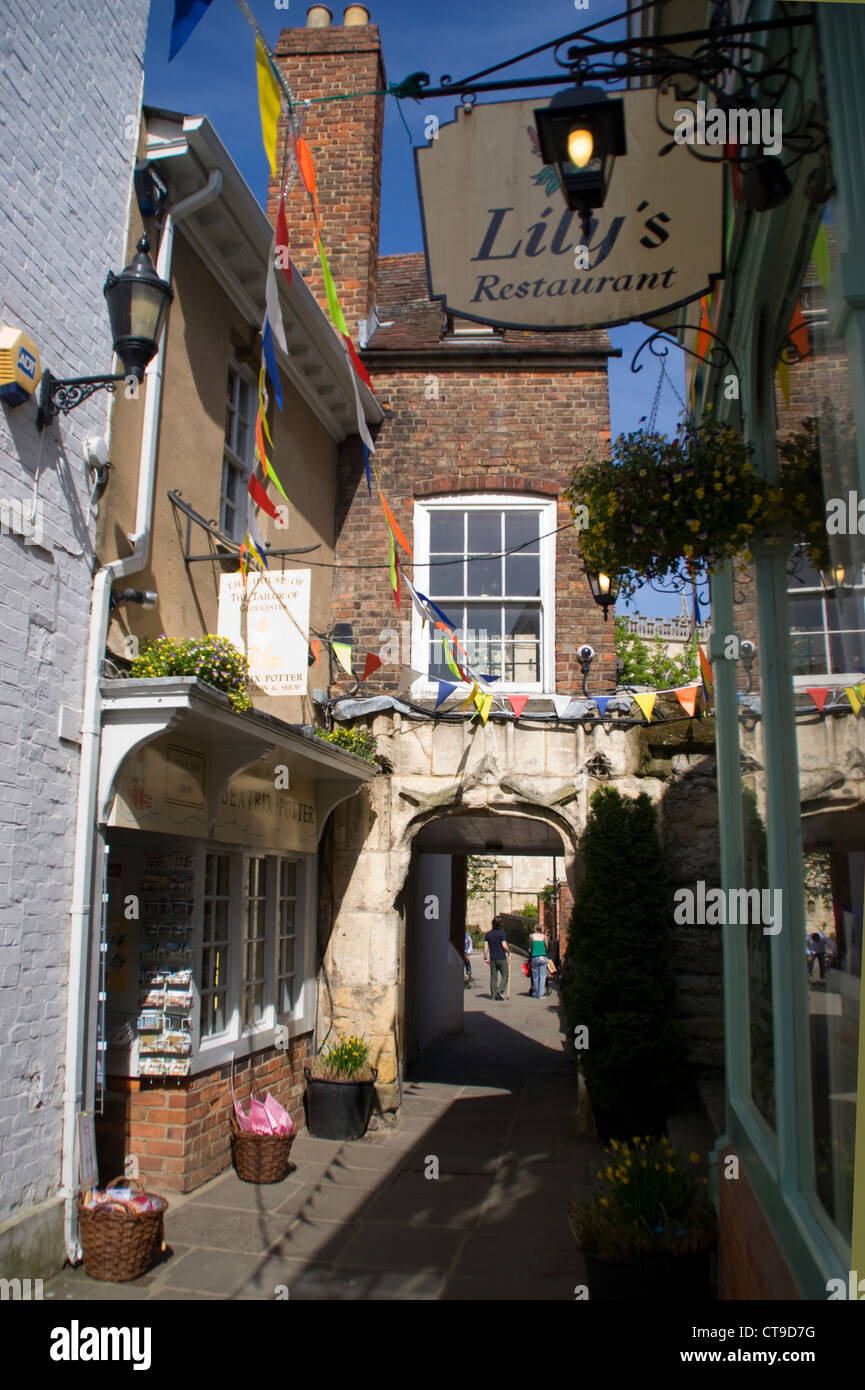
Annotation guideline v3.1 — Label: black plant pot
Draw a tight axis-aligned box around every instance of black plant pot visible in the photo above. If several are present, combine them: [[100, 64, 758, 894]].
[[582, 1242, 716, 1301], [304, 1067, 378, 1141], [591, 1095, 667, 1144]]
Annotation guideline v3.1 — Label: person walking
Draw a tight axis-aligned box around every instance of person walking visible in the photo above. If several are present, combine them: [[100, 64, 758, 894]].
[[483, 916, 510, 1000], [463, 930, 473, 987], [528, 924, 549, 1001]]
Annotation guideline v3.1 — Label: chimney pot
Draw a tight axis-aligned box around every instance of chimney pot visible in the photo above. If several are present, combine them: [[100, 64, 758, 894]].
[[344, 4, 370, 24], [306, 5, 333, 26]]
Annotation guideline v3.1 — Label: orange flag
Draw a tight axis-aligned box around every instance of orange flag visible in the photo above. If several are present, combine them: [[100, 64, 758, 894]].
[[296, 137, 320, 232], [790, 300, 809, 358], [675, 686, 700, 718], [508, 695, 529, 719], [381, 495, 413, 558], [310, 639, 320, 664]]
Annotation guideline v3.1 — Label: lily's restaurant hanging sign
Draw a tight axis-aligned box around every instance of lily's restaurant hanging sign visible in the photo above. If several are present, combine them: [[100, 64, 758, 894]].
[[415, 90, 724, 331]]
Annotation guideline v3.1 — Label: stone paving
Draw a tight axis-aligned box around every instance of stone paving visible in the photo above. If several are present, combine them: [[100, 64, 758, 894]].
[[45, 973, 602, 1301]]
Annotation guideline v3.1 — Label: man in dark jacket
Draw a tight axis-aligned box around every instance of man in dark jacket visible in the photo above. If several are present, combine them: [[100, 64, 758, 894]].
[[483, 916, 510, 1000]]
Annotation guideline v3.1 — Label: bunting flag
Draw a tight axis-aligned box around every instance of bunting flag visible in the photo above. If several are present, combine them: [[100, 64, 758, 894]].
[[675, 686, 700, 718], [777, 355, 791, 407], [695, 297, 710, 363], [397, 667, 425, 695], [296, 136, 320, 231], [698, 645, 714, 699], [806, 687, 829, 713], [845, 686, 862, 716], [255, 409, 288, 500], [593, 696, 612, 717], [475, 692, 493, 724], [265, 242, 289, 355], [275, 191, 291, 286], [341, 336, 375, 452], [168, 0, 213, 61], [462, 681, 480, 712], [552, 694, 573, 719], [442, 637, 463, 682], [248, 471, 279, 521], [361, 652, 383, 682], [381, 495, 413, 558], [333, 642, 352, 674], [508, 694, 529, 719], [416, 591, 457, 630], [789, 301, 808, 359], [245, 495, 269, 569], [388, 529, 401, 609], [435, 680, 456, 709], [261, 320, 283, 411], [318, 241, 349, 336], [811, 221, 830, 289], [310, 639, 320, 665], [634, 692, 656, 723], [363, 442, 372, 497], [255, 37, 281, 179]]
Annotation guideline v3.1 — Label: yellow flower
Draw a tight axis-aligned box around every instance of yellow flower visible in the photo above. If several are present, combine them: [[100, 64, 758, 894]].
[[695, 488, 705, 500], [600, 1197, 609, 1207], [689, 1152, 700, 1164], [655, 1163, 661, 1171], [666, 1165, 675, 1174]]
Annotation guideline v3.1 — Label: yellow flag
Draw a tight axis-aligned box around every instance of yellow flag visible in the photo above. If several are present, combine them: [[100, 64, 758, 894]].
[[475, 693, 493, 724], [845, 686, 862, 716], [256, 38, 281, 179], [634, 691, 656, 723], [462, 681, 479, 712], [777, 356, 791, 407]]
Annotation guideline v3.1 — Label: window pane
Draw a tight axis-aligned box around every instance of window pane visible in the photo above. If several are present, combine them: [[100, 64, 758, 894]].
[[280, 938, 294, 976], [466, 555, 502, 596], [280, 860, 296, 897], [791, 632, 828, 677], [216, 855, 230, 897], [506, 553, 540, 597], [467, 511, 501, 552], [465, 605, 501, 674], [430, 512, 463, 552], [280, 900, 296, 935], [280, 976, 296, 1013], [429, 556, 464, 599], [789, 596, 825, 632], [830, 630, 865, 673], [505, 511, 540, 552]]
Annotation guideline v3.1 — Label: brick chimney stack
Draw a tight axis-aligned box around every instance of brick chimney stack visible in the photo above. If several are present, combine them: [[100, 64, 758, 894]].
[[270, 7, 385, 341]]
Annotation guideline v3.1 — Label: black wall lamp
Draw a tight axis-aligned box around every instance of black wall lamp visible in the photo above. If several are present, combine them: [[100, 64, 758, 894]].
[[37, 237, 173, 429], [534, 86, 626, 242], [585, 567, 620, 621]]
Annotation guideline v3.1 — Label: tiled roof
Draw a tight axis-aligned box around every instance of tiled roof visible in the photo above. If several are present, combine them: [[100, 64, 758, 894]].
[[367, 253, 612, 354]]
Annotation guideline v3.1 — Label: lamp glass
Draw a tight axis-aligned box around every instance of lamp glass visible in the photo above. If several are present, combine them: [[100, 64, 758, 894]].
[[567, 127, 594, 169]]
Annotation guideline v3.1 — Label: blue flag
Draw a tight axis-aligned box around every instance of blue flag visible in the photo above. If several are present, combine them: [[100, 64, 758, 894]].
[[168, 0, 213, 61], [435, 680, 457, 709], [261, 320, 283, 410], [593, 696, 612, 716], [363, 443, 372, 497], [416, 591, 457, 630]]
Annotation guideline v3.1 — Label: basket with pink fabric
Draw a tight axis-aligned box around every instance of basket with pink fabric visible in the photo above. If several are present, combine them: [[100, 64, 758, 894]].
[[229, 1062, 296, 1184]]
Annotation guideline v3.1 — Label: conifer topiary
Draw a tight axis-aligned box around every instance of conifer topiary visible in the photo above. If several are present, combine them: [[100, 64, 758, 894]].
[[563, 787, 687, 1134]]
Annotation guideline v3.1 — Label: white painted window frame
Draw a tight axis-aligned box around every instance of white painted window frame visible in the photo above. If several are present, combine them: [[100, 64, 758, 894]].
[[411, 494, 557, 698], [219, 360, 256, 542]]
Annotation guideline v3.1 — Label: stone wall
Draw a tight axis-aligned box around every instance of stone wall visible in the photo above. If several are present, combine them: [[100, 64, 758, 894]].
[[0, 0, 149, 1272]]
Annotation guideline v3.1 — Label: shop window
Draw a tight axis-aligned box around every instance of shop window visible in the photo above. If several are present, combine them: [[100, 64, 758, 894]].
[[277, 858, 298, 1014], [220, 363, 255, 541], [242, 856, 268, 1028], [201, 851, 231, 1040], [412, 496, 556, 691]]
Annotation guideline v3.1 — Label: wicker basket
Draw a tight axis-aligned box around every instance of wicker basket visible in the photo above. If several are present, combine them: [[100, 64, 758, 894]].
[[230, 1114, 295, 1184], [78, 1178, 168, 1283]]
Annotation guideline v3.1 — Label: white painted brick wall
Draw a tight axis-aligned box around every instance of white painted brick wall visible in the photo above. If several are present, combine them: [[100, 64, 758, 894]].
[[0, 0, 149, 1225]]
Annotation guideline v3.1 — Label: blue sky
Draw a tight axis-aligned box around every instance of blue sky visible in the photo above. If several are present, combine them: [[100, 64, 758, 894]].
[[144, 0, 689, 617]]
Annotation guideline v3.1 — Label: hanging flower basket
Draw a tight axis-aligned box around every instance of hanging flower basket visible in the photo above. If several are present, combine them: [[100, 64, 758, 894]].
[[565, 412, 829, 600]]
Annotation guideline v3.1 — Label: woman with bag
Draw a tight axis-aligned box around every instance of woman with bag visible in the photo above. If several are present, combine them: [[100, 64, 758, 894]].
[[528, 925, 549, 1001]]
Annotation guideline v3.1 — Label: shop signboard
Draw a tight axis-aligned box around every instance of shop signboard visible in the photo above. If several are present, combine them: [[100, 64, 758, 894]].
[[217, 570, 311, 697], [415, 89, 724, 330]]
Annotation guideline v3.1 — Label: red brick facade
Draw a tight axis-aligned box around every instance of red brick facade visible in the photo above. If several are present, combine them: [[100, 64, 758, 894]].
[[271, 23, 385, 335], [718, 1147, 801, 1299], [96, 1035, 310, 1194], [271, 16, 618, 696]]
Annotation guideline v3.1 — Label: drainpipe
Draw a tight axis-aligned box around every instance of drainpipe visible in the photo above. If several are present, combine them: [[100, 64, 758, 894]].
[[60, 171, 222, 1264]]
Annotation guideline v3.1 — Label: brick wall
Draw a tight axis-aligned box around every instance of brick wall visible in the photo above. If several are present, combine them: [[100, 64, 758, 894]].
[[97, 1035, 311, 1194], [718, 1147, 801, 1299], [543, 882, 574, 959], [271, 21, 385, 336], [334, 363, 618, 692], [0, 0, 148, 1239]]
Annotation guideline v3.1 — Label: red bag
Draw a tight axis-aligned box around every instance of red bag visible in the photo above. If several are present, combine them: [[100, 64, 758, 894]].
[[521, 961, 530, 977]]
